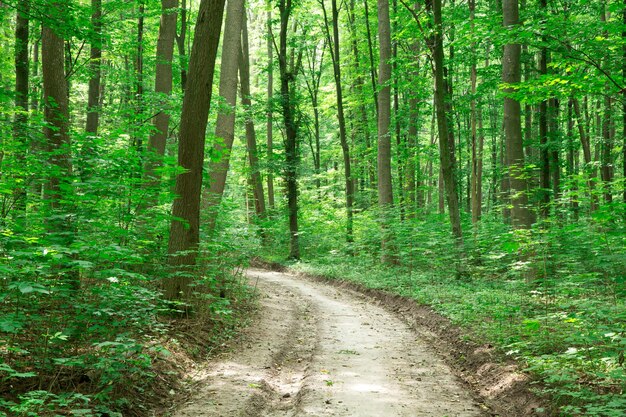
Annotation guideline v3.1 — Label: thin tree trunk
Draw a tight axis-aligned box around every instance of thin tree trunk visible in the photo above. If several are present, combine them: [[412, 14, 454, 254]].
[[363, 0, 378, 116], [348, 0, 375, 204], [538, 0, 551, 217], [266, 8, 275, 209], [429, 0, 463, 244], [572, 97, 597, 211], [550, 98, 561, 202], [469, 0, 481, 224], [134, 1, 145, 153], [567, 98, 579, 218], [322, 0, 354, 242], [13, 0, 29, 220], [240, 11, 266, 219], [407, 92, 419, 216], [166, 0, 225, 300], [144, 0, 178, 188], [85, 0, 102, 137], [600, 7, 613, 203], [175, 0, 188, 92], [623, 0, 626, 205], [31, 35, 39, 112], [392, 0, 405, 220]]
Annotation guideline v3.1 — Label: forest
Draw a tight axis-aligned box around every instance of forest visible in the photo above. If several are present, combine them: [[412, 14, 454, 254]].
[[0, 0, 625, 415]]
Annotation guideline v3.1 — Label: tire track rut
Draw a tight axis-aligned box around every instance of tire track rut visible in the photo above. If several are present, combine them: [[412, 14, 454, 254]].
[[173, 269, 486, 417]]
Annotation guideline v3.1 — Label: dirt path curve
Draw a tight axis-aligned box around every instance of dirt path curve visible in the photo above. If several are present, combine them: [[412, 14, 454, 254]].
[[173, 269, 486, 417]]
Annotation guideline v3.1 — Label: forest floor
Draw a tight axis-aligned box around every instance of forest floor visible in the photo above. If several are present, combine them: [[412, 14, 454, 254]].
[[169, 269, 493, 417]]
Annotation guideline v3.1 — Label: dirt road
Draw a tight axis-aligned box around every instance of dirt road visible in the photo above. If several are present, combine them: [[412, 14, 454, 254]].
[[173, 269, 486, 417]]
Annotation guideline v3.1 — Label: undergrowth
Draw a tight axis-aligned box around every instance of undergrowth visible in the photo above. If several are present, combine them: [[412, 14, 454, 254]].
[[0, 195, 256, 417]]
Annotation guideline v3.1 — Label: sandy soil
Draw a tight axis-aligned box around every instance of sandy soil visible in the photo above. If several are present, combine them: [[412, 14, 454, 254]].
[[172, 269, 487, 417]]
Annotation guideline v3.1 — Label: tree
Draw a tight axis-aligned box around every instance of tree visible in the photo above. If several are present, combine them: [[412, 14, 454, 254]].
[[428, 0, 463, 244], [322, 0, 354, 242], [144, 0, 178, 190], [203, 0, 245, 233], [377, 0, 394, 260], [240, 10, 266, 219], [85, 0, 102, 138], [502, 0, 533, 229], [469, 0, 483, 224], [166, 0, 226, 300], [13, 0, 29, 219], [278, 0, 301, 260], [266, 7, 276, 209]]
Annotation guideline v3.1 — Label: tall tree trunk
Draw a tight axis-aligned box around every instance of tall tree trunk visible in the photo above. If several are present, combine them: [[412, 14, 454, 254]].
[[363, 0, 379, 116], [32, 35, 40, 112], [348, 0, 375, 204], [85, 0, 102, 137], [538, 0, 551, 217], [567, 98, 579, 218], [303, 41, 324, 194], [279, 0, 300, 260], [429, 0, 463, 244], [623, 0, 626, 205], [166, 0, 225, 300], [572, 97, 597, 211], [550, 98, 561, 202], [13, 0, 29, 220], [469, 0, 481, 224], [240, 11, 266, 219], [42, 1, 77, 287], [502, 0, 533, 229], [377, 0, 394, 261], [134, 1, 145, 153], [175, 0, 188, 92], [266, 8, 275, 209], [323, 0, 354, 242], [600, 7, 613, 203], [203, 0, 245, 233], [407, 92, 419, 216], [601, 93, 614, 203], [392, 0, 405, 220], [144, 0, 178, 188]]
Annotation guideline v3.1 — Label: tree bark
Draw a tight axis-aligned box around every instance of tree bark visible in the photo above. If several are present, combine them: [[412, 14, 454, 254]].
[[134, 1, 145, 153], [278, 0, 300, 260], [166, 0, 225, 300], [144, 0, 178, 188], [363, 0, 379, 116], [572, 97, 597, 211], [323, 0, 354, 242], [175, 0, 188, 92], [266, 8, 275, 209], [348, 0, 375, 204], [623, 0, 626, 205], [239, 11, 266, 219], [428, 0, 463, 244], [42, 1, 77, 288], [13, 0, 29, 220], [377, 0, 395, 260], [85, 0, 102, 137], [538, 0, 550, 217], [203, 0, 245, 234], [502, 0, 533, 229], [469, 0, 482, 224]]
